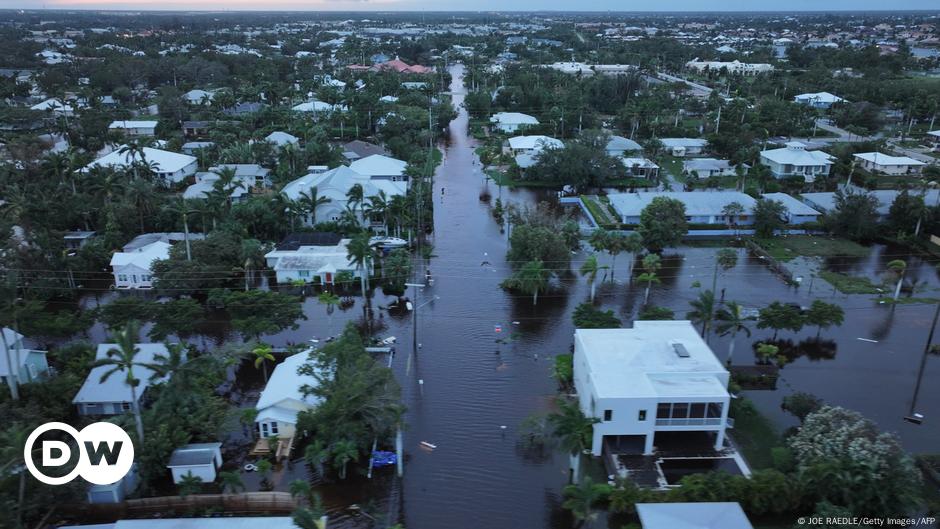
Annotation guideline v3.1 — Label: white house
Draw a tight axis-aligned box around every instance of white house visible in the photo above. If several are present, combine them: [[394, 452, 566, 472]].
[[573, 321, 731, 456], [183, 164, 270, 202], [108, 120, 158, 137], [84, 146, 198, 184], [183, 89, 214, 105], [660, 138, 708, 157], [265, 237, 368, 285], [255, 352, 323, 439], [685, 59, 773, 75], [637, 502, 753, 529], [281, 165, 406, 226], [759, 142, 834, 182], [110, 240, 171, 289], [30, 98, 74, 116], [349, 154, 409, 182], [167, 443, 223, 484], [606, 135, 643, 157], [73, 343, 171, 415], [265, 131, 299, 148], [927, 130, 940, 146], [0, 328, 49, 392], [853, 152, 926, 176], [490, 112, 539, 134], [87, 465, 139, 504], [607, 191, 757, 225], [621, 158, 660, 179], [682, 158, 740, 178], [761, 193, 822, 225], [504, 135, 564, 155], [793, 91, 847, 109], [292, 100, 348, 113]]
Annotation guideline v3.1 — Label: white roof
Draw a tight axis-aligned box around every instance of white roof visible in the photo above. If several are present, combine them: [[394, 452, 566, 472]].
[[576, 321, 729, 399], [660, 137, 708, 148], [255, 352, 322, 418], [760, 142, 834, 166], [507, 135, 563, 151], [637, 502, 753, 529], [928, 130, 940, 138], [109, 241, 171, 270], [683, 158, 733, 172], [265, 131, 299, 146], [621, 157, 659, 169], [108, 121, 158, 130], [761, 193, 821, 216], [183, 89, 214, 102], [0, 328, 35, 376], [292, 100, 347, 113], [61, 518, 297, 529], [269, 238, 357, 275], [794, 91, 846, 104], [85, 146, 196, 174], [853, 152, 925, 167], [379, 95, 399, 103], [72, 343, 169, 404], [608, 191, 757, 218], [349, 154, 408, 177], [282, 165, 406, 203], [606, 135, 642, 152], [31, 98, 72, 112], [490, 112, 539, 125], [802, 188, 940, 216]]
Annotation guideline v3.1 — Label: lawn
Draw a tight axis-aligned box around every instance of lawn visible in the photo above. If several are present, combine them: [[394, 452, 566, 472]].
[[581, 195, 618, 227], [818, 270, 883, 295], [657, 155, 685, 181], [753, 236, 870, 262], [729, 397, 781, 470]]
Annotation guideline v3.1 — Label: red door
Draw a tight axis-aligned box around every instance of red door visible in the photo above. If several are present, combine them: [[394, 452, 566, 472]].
[[325, 272, 333, 284]]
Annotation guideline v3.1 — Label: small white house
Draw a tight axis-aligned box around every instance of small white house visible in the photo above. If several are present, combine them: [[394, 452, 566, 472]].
[[490, 112, 539, 134], [621, 157, 660, 179], [87, 465, 139, 504], [73, 343, 171, 416], [759, 142, 834, 182], [504, 135, 564, 155], [292, 100, 348, 113], [84, 146, 198, 184], [167, 443, 223, 484], [110, 240, 170, 289], [853, 152, 926, 176], [761, 193, 822, 225], [660, 138, 708, 157], [108, 120, 158, 137], [573, 321, 731, 456], [255, 352, 323, 439], [683, 158, 740, 178], [793, 91, 846, 109], [30, 98, 73, 116], [608, 191, 757, 225], [0, 328, 49, 391], [265, 238, 368, 285], [265, 131, 299, 148], [606, 135, 643, 157], [637, 502, 754, 529], [349, 154, 409, 182], [183, 89, 214, 105]]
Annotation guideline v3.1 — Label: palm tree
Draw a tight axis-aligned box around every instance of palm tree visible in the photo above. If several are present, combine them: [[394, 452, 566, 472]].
[[331, 440, 359, 479], [94, 320, 149, 444], [289, 479, 312, 501], [715, 301, 751, 365], [210, 166, 243, 213], [124, 178, 156, 233], [297, 187, 330, 226], [512, 259, 551, 305], [887, 259, 907, 301], [1, 423, 33, 527], [636, 253, 662, 305], [579, 254, 606, 302], [146, 342, 190, 386], [240, 239, 266, 291], [686, 289, 716, 339], [364, 191, 389, 233], [118, 140, 149, 181], [163, 197, 198, 261], [346, 183, 365, 219], [219, 470, 245, 494], [177, 471, 203, 497], [318, 292, 340, 336], [346, 232, 374, 302], [251, 343, 275, 382], [562, 477, 607, 528], [388, 195, 408, 237], [548, 397, 599, 483]]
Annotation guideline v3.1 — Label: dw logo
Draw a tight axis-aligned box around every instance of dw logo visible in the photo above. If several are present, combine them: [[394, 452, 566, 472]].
[[24, 422, 135, 485]]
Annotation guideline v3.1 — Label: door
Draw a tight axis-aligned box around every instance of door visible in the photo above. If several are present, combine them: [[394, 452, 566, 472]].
[[260, 422, 269, 437], [325, 272, 333, 284]]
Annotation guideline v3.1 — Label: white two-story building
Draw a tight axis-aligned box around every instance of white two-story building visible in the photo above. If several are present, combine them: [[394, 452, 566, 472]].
[[110, 240, 170, 289], [759, 142, 834, 182], [573, 321, 731, 456]]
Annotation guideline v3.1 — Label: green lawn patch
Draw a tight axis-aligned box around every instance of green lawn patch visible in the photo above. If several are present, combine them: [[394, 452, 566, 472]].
[[581, 195, 617, 227], [729, 397, 782, 470], [753, 236, 870, 262], [657, 155, 685, 181], [874, 296, 940, 305], [607, 177, 657, 188], [819, 270, 882, 295]]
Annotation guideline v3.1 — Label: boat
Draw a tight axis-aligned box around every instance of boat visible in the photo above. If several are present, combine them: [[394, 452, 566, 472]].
[[369, 236, 409, 249]]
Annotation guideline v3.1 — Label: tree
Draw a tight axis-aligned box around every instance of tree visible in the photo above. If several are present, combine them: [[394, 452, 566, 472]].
[[825, 189, 881, 242], [637, 197, 687, 253], [757, 301, 805, 339], [251, 343, 275, 382], [805, 300, 845, 337], [331, 440, 359, 479], [346, 232, 374, 302], [298, 187, 330, 226], [219, 470, 245, 494], [752, 198, 787, 238], [885, 259, 907, 301], [548, 397, 599, 484], [781, 392, 823, 422], [177, 471, 203, 497], [148, 298, 204, 341], [579, 254, 605, 302], [163, 196, 198, 261], [887, 190, 925, 236], [289, 478, 312, 501], [572, 303, 621, 329], [93, 320, 148, 444], [317, 291, 340, 336], [715, 301, 751, 365], [722, 201, 745, 225], [561, 477, 609, 528], [712, 248, 737, 293], [638, 306, 674, 320], [636, 253, 662, 305], [382, 248, 412, 297], [686, 289, 716, 338], [504, 259, 551, 305], [213, 289, 305, 342]]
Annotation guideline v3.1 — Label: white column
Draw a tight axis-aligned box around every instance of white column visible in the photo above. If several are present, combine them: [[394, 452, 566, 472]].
[[715, 400, 730, 450], [644, 433, 655, 455]]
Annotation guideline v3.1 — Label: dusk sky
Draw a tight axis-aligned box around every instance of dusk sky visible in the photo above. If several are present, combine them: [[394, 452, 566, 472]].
[[2, 0, 939, 11]]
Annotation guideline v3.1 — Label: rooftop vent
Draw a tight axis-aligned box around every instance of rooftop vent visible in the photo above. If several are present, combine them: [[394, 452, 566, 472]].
[[672, 342, 690, 358]]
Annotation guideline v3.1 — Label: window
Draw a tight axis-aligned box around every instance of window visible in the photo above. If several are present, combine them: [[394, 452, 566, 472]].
[[690, 403, 706, 419], [298, 270, 310, 278], [656, 403, 671, 419], [638, 410, 647, 421], [671, 403, 689, 419], [603, 410, 612, 422], [270, 422, 279, 435], [117, 274, 128, 282], [121, 402, 131, 411], [707, 402, 724, 419], [141, 275, 151, 282]]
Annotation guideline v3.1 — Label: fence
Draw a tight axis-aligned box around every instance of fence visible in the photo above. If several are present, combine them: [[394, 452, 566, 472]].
[[744, 239, 797, 286], [62, 492, 301, 522]]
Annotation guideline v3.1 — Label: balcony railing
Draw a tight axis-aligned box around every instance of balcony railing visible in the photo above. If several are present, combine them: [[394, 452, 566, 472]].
[[655, 418, 723, 427]]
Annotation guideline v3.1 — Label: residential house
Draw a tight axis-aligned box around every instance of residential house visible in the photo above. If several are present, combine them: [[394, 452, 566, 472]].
[[608, 191, 757, 225], [87, 466, 139, 504], [255, 352, 323, 439], [183, 164, 269, 202], [490, 112, 539, 134], [223, 102, 264, 116], [343, 139, 389, 161], [927, 130, 940, 147], [183, 89, 214, 105], [793, 91, 847, 108], [349, 154, 409, 182], [636, 502, 753, 529], [83, 146, 198, 184], [265, 131, 300, 148], [292, 100, 348, 113], [62, 517, 298, 529], [802, 188, 940, 222], [282, 165, 406, 226], [108, 120, 157, 137], [761, 193, 822, 225], [30, 98, 73, 116], [573, 321, 731, 456], [682, 158, 741, 178], [181, 141, 214, 155], [347, 57, 433, 74], [64, 230, 96, 250], [0, 328, 49, 391], [110, 240, 171, 289], [660, 138, 708, 157], [621, 158, 660, 179], [504, 135, 564, 156], [606, 135, 643, 157], [853, 152, 926, 176], [73, 343, 171, 415], [265, 237, 367, 285], [122, 232, 205, 252], [182, 120, 210, 138], [759, 142, 834, 182], [167, 443, 222, 484], [685, 59, 773, 75]]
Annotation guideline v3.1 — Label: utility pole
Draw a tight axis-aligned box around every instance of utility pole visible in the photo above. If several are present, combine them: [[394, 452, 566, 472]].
[[405, 282, 426, 357], [905, 302, 939, 424]]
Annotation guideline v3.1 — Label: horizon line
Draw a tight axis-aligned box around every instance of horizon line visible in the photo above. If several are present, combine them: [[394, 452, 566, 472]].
[[3, 7, 940, 14]]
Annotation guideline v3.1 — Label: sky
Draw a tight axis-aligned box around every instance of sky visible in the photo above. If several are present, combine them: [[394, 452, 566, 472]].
[[2, 0, 940, 12]]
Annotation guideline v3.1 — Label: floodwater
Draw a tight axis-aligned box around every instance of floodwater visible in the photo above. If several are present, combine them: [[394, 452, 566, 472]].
[[64, 63, 940, 528]]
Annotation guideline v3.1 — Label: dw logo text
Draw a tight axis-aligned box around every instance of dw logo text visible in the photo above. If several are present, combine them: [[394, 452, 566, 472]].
[[24, 422, 135, 485]]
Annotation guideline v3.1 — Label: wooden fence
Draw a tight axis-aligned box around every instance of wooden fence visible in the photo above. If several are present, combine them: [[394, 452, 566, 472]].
[[61, 492, 301, 523], [744, 239, 797, 286]]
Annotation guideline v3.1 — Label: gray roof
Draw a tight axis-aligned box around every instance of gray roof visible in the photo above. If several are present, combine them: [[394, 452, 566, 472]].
[[761, 193, 821, 216], [683, 158, 733, 172], [167, 443, 221, 467], [343, 140, 388, 159], [73, 344, 168, 405], [123, 232, 206, 252], [606, 135, 642, 152], [637, 502, 753, 529], [802, 188, 940, 216], [609, 191, 757, 218], [661, 137, 708, 148]]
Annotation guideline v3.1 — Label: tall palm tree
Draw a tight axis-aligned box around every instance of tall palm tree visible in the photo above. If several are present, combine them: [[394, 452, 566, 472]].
[[562, 477, 608, 528], [331, 440, 359, 479], [163, 197, 198, 261], [346, 232, 374, 302], [118, 140, 149, 181], [579, 254, 606, 302], [298, 187, 330, 226], [318, 292, 340, 336], [636, 253, 662, 305], [94, 320, 148, 444], [364, 190, 389, 233], [210, 166, 243, 213], [124, 178, 156, 233], [548, 397, 599, 484], [146, 342, 190, 385], [686, 289, 716, 339], [512, 259, 551, 305], [346, 183, 365, 219], [251, 343, 275, 382], [715, 301, 751, 366], [219, 470, 245, 494], [387, 195, 408, 238], [240, 239, 266, 291]]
